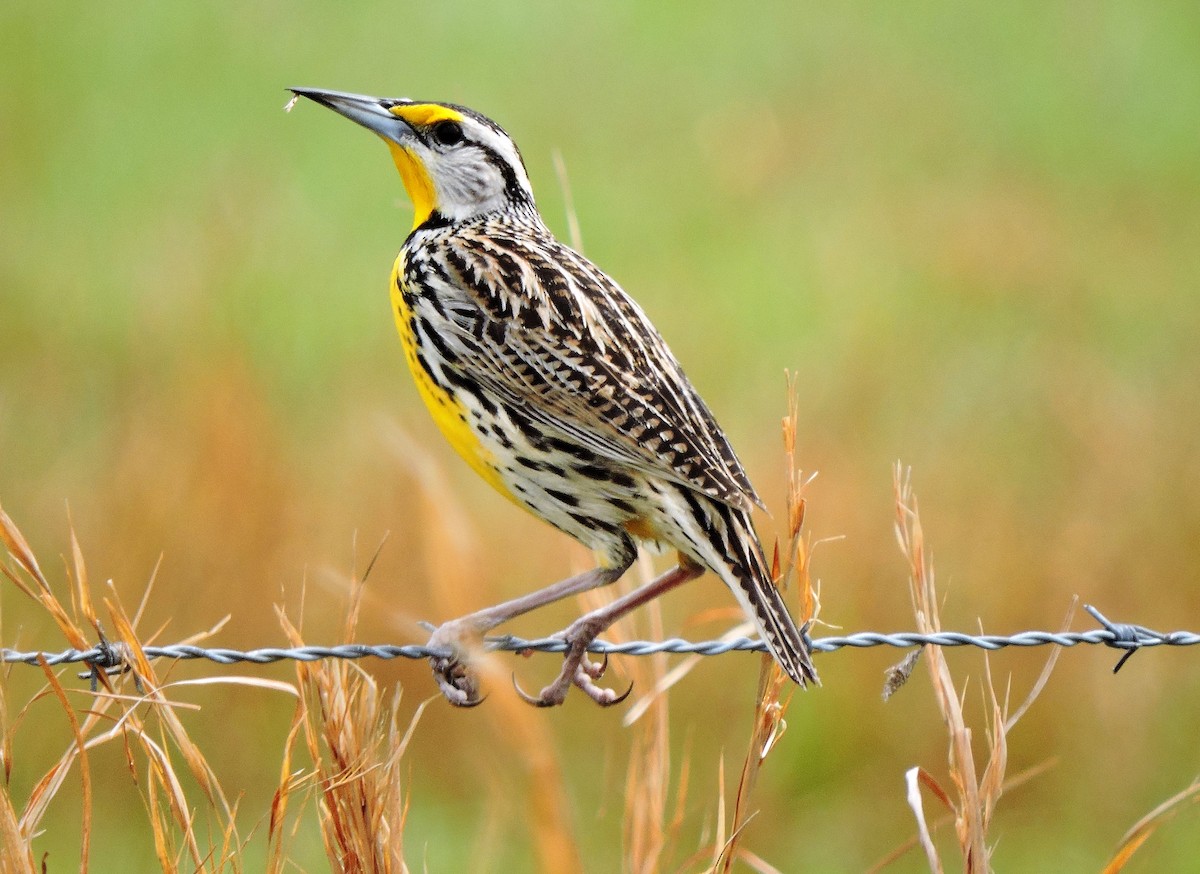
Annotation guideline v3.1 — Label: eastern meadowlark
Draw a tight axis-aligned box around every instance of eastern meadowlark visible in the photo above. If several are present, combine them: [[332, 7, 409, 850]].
[[290, 87, 819, 706]]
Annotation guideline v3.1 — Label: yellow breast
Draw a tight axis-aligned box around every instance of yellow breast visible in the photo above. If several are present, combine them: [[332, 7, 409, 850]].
[[390, 256, 515, 500]]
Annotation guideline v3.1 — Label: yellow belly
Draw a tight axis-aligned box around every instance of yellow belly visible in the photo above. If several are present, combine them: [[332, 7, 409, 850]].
[[390, 257, 515, 500]]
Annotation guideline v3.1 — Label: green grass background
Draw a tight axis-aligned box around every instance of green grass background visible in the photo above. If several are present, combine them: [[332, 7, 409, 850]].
[[2, 1, 1199, 870]]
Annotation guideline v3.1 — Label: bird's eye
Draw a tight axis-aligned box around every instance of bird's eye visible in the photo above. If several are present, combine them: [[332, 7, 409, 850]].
[[432, 120, 464, 146]]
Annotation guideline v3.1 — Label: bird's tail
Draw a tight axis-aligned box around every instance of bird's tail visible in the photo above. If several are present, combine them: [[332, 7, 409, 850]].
[[712, 505, 820, 687]]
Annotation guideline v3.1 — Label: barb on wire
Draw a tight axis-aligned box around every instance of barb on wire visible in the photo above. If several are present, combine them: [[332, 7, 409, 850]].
[[0, 604, 1195, 677]]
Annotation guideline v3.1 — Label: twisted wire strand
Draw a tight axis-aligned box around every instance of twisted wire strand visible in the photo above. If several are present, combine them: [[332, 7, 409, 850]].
[[1, 606, 1194, 672]]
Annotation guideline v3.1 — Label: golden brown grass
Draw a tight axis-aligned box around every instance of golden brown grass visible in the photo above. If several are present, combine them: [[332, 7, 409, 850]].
[[387, 422, 585, 872], [5, 399, 1195, 870], [1, 499, 433, 873], [1, 503, 250, 872], [609, 554, 691, 874], [271, 542, 424, 874], [7, 7, 1200, 866], [707, 377, 817, 874], [1103, 777, 1200, 873], [872, 465, 1073, 873]]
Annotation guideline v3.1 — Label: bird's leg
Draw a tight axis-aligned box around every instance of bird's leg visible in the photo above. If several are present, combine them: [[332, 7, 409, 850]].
[[515, 558, 704, 708], [426, 562, 627, 706]]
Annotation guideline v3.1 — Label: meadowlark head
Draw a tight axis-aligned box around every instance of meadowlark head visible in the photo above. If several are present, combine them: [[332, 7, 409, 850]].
[[290, 87, 536, 229]]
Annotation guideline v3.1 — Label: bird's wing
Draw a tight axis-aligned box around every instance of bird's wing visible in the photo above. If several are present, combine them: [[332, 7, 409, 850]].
[[422, 223, 763, 512]]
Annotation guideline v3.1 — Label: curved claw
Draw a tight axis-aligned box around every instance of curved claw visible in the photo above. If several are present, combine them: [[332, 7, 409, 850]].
[[510, 665, 633, 708], [431, 656, 486, 707], [609, 680, 634, 706], [511, 672, 559, 708], [510, 671, 535, 704], [579, 675, 634, 708], [439, 679, 487, 708]]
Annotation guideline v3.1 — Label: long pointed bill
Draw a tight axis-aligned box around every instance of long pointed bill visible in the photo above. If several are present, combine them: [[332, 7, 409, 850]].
[[288, 87, 415, 145]]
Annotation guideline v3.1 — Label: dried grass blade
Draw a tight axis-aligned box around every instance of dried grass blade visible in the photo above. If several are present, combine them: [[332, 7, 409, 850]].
[[623, 621, 755, 727], [67, 514, 98, 631], [0, 504, 50, 593], [107, 599, 219, 797], [622, 589, 671, 874], [1005, 597, 1076, 733], [739, 847, 786, 874], [1103, 778, 1200, 874], [268, 698, 310, 873], [36, 657, 92, 873], [0, 779, 37, 874], [905, 766, 945, 874], [140, 730, 206, 868], [894, 464, 989, 870], [1, 508, 88, 649]]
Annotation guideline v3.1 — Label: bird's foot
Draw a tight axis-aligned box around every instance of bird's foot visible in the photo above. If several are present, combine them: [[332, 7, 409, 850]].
[[512, 617, 632, 708], [426, 620, 486, 708]]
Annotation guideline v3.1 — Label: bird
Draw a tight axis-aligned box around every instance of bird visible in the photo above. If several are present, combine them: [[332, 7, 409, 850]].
[[288, 87, 818, 706]]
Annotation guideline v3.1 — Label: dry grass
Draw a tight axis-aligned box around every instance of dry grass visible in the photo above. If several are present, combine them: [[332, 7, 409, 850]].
[[875, 465, 1071, 873], [610, 554, 690, 874], [0, 502, 430, 873], [4, 401, 1195, 870], [272, 542, 425, 873], [387, 422, 585, 872], [1103, 777, 1200, 873], [706, 377, 818, 874], [1, 503, 251, 872], [7, 5, 1200, 866]]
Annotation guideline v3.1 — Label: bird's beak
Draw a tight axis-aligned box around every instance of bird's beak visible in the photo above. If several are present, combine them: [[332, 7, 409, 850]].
[[288, 87, 415, 146]]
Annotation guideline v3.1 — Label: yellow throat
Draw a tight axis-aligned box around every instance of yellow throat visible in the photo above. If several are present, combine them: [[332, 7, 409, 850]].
[[382, 103, 467, 230]]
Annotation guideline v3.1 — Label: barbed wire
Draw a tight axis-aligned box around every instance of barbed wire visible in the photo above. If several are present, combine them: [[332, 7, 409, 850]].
[[0, 606, 1194, 680]]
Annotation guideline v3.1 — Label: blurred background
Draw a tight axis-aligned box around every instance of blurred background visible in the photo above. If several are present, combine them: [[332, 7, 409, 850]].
[[2, 1, 1199, 869]]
